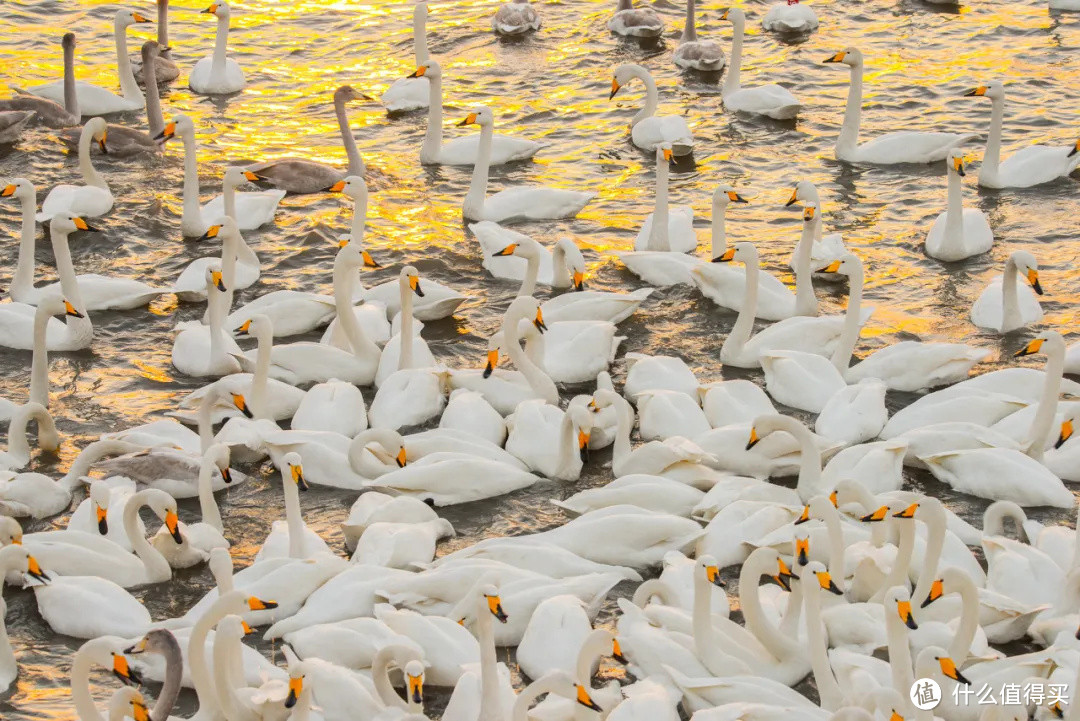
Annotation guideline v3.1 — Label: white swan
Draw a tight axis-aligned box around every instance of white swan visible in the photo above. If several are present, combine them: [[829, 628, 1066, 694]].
[[824, 48, 977, 164], [964, 80, 1080, 189], [608, 0, 664, 37], [459, 107, 595, 222], [506, 400, 593, 481], [173, 214, 260, 303], [38, 117, 113, 220], [158, 116, 285, 236], [762, 0, 818, 33], [544, 237, 654, 324], [692, 199, 814, 320], [674, 0, 725, 71], [244, 86, 370, 193], [189, 2, 245, 94], [634, 144, 696, 253], [785, 180, 847, 280], [27, 10, 150, 115], [373, 266, 436, 387], [925, 150, 994, 262], [970, 250, 1044, 333], [381, 1, 431, 113], [720, 9, 800, 119], [2, 179, 47, 306], [414, 60, 542, 165], [610, 64, 694, 155], [0, 546, 43, 692], [476, 222, 555, 284], [512, 311, 624, 385], [494, 0, 541, 34], [0, 402, 59, 472], [171, 267, 243, 378], [29, 560, 153, 640], [611, 183, 705, 284], [252, 452, 332, 562]]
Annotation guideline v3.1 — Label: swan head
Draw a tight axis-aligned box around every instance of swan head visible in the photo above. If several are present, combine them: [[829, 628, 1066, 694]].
[[204, 264, 227, 293], [144, 488, 183, 545], [236, 313, 272, 341], [334, 85, 372, 106], [405, 660, 425, 705], [0, 177, 34, 201], [217, 614, 249, 642], [480, 584, 508, 623], [483, 334, 502, 378], [920, 646, 971, 686], [282, 451, 309, 492], [83, 116, 108, 154], [154, 114, 192, 143], [785, 179, 820, 207], [1054, 406, 1079, 450], [696, 555, 725, 588], [401, 265, 425, 297], [336, 241, 380, 271], [327, 174, 367, 201], [1015, 330, 1063, 359], [947, 149, 966, 177], [610, 63, 647, 99], [964, 80, 1004, 100], [0, 544, 47, 585], [410, 60, 441, 79], [141, 40, 160, 64], [539, 670, 604, 711], [225, 166, 264, 188], [1009, 250, 1042, 295], [456, 106, 493, 128], [793, 529, 811, 566], [589, 387, 622, 412], [800, 560, 843, 596], [506, 296, 546, 335], [814, 252, 860, 278], [201, 1, 231, 19], [89, 480, 112, 535], [719, 7, 744, 23], [0, 516, 22, 546], [884, 586, 919, 630], [197, 215, 240, 243], [822, 47, 862, 67], [88, 640, 143, 687], [801, 201, 818, 224], [62, 32, 76, 49], [49, 211, 99, 234], [115, 9, 154, 29], [207, 547, 234, 583], [714, 183, 748, 208], [554, 238, 587, 290], [657, 142, 673, 162], [207, 443, 233, 483], [746, 413, 803, 450], [109, 688, 149, 721], [714, 240, 757, 267], [37, 295, 84, 320], [125, 628, 181, 657], [567, 404, 594, 462]]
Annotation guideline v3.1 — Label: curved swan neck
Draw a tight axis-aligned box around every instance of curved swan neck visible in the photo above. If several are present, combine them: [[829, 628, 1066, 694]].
[[12, 191, 38, 300], [335, 95, 363, 177], [943, 167, 964, 250], [518, 244, 541, 297], [910, 502, 945, 604], [78, 124, 108, 190], [63, 440, 133, 491], [793, 220, 818, 317], [72, 642, 109, 721], [691, 564, 722, 661], [198, 455, 225, 532], [631, 578, 674, 607], [334, 260, 379, 358], [189, 596, 236, 721], [631, 67, 659, 128], [63, 38, 79, 116], [648, 152, 670, 251], [124, 493, 172, 582], [739, 551, 795, 660], [29, 303, 52, 407], [802, 573, 843, 710], [681, 0, 697, 42], [504, 304, 558, 403], [608, 395, 634, 471], [371, 648, 407, 710], [49, 227, 92, 340], [980, 95, 1004, 186], [837, 62, 863, 156], [150, 636, 183, 721], [114, 19, 142, 103], [206, 284, 228, 368], [575, 630, 611, 684], [723, 14, 744, 95], [1025, 336, 1064, 462], [1001, 255, 1021, 333], [211, 624, 246, 721], [512, 675, 567, 721], [765, 417, 821, 502], [875, 518, 915, 603], [829, 260, 863, 371], [464, 120, 495, 219], [212, 12, 230, 76], [945, 571, 979, 662], [421, 71, 444, 163]]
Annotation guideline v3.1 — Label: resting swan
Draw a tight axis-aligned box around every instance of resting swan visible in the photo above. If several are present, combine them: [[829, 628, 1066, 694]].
[[38, 117, 113, 221], [610, 64, 694, 155], [762, 0, 818, 33], [0, 33, 79, 128], [0, 402, 60, 473], [608, 0, 664, 36], [413, 60, 542, 165], [720, 9, 800, 120], [459, 107, 595, 223], [925, 150, 994, 262], [633, 144, 696, 253], [189, 2, 245, 94], [964, 80, 1080, 189], [381, 1, 431, 113], [27, 10, 150, 115], [674, 0, 725, 71], [493, 0, 541, 34], [970, 250, 1043, 333], [824, 48, 977, 164], [544, 237, 654, 324]]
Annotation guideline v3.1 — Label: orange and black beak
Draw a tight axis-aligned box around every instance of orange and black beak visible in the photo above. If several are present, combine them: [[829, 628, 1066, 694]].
[[936, 656, 972, 685], [774, 557, 795, 591], [573, 270, 585, 291], [578, 429, 590, 464], [493, 243, 517, 257], [457, 111, 478, 127], [211, 270, 226, 292], [220, 467, 233, 484], [96, 503, 109, 535], [165, 510, 183, 544], [795, 537, 810, 566], [964, 86, 988, 97], [64, 300, 84, 318], [486, 593, 508, 623], [409, 65, 428, 78], [828, 490, 838, 508], [1, 184, 16, 198], [609, 78, 620, 100], [533, 308, 547, 333], [241, 620, 255, 635], [197, 224, 222, 242], [612, 638, 628, 664], [1056, 419, 1073, 449], [860, 505, 890, 523], [361, 250, 380, 268], [713, 247, 736, 264], [952, 155, 965, 177], [98, 131, 109, 154], [746, 426, 760, 450], [921, 578, 944, 608], [408, 673, 424, 705], [793, 505, 810, 525], [153, 120, 176, 142], [247, 596, 279, 611], [290, 462, 309, 492], [396, 446, 407, 468], [894, 503, 919, 520], [483, 348, 499, 379], [784, 188, 799, 207], [201, 3, 219, 14], [243, 170, 265, 183], [815, 569, 843, 596], [113, 653, 142, 687], [1028, 268, 1044, 295], [409, 273, 424, 298], [1015, 337, 1044, 357], [1070, 139, 1080, 158], [823, 51, 846, 63], [232, 393, 252, 419], [72, 216, 99, 232], [325, 179, 346, 193], [285, 676, 302, 708], [576, 684, 603, 712], [897, 599, 918, 630], [26, 555, 49, 585], [706, 563, 725, 588]]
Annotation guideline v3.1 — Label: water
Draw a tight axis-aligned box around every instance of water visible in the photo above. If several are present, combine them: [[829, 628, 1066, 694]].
[[1, 0, 1079, 717]]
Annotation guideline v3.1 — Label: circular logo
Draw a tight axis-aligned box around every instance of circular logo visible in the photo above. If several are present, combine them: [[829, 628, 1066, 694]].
[[910, 679, 942, 711]]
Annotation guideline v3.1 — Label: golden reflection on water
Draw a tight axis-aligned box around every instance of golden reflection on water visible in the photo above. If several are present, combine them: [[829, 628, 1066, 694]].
[[2, 0, 1080, 717]]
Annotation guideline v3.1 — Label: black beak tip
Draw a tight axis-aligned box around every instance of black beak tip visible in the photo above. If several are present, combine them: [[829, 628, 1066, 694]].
[[905, 617, 919, 630], [608, 89, 617, 100], [240, 405, 253, 419], [613, 652, 628, 664], [285, 694, 297, 709], [221, 468, 233, 484], [98, 519, 108, 535], [1033, 281, 1044, 295], [920, 596, 934, 609], [745, 439, 759, 450], [412, 691, 423, 704], [482, 365, 494, 379], [1055, 436, 1067, 449], [415, 287, 425, 298], [171, 528, 184, 545], [1068, 146, 1078, 158]]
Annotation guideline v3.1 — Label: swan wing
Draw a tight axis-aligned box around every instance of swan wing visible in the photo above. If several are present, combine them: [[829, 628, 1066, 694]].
[[381, 76, 430, 113], [849, 131, 978, 165]]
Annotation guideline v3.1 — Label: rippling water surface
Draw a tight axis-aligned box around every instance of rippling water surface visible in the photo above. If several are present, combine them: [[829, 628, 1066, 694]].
[[1, 0, 1079, 717]]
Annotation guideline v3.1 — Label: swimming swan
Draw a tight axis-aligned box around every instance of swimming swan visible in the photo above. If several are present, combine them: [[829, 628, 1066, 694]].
[[720, 9, 800, 120], [608, 0, 664, 37], [189, 2, 245, 94], [610, 64, 694, 155], [970, 250, 1043, 333], [381, 1, 431, 113], [925, 150, 994, 262], [634, 144, 696, 253], [38, 117, 114, 221], [674, 0, 725, 72]]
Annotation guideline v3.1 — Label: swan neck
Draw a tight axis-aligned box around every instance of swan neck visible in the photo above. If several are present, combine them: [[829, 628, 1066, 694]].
[[943, 169, 964, 248], [158, 0, 171, 48], [519, 246, 540, 297], [413, 3, 429, 64], [29, 302, 51, 407], [78, 124, 108, 190], [211, 627, 245, 720], [143, 54, 164, 138], [477, 597, 500, 721], [212, 14, 230, 75], [1025, 338, 1064, 462], [335, 262, 379, 358], [114, 21, 142, 102], [648, 157, 670, 251], [512, 676, 563, 721], [189, 599, 228, 721], [837, 63, 863, 156], [885, 596, 915, 704], [504, 306, 557, 403], [691, 565, 722, 660], [947, 573, 979, 662], [206, 283, 227, 367], [335, 95, 363, 177], [980, 96, 1004, 185], [830, 262, 863, 371], [197, 390, 215, 451], [181, 129, 205, 231], [1001, 256, 1021, 332], [781, 418, 822, 502], [283, 472, 304, 559], [12, 191, 38, 301], [710, 197, 726, 259], [372, 651, 406, 710], [556, 408, 577, 478], [739, 552, 795, 660], [875, 520, 915, 602], [199, 456, 225, 532], [803, 577, 843, 710], [125, 494, 172, 581], [793, 221, 818, 317], [421, 71, 443, 163], [910, 506, 945, 604], [723, 16, 744, 94], [63, 39, 79, 115], [399, 284, 415, 371], [724, 255, 759, 357], [72, 644, 108, 721], [49, 227, 91, 335], [464, 122, 494, 219], [63, 440, 131, 490], [150, 638, 183, 721], [251, 325, 272, 419], [632, 68, 659, 128], [681, 0, 697, 41]]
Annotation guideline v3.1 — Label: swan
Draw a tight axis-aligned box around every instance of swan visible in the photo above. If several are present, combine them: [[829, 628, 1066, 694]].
[[172, 267, 243, 378], [173, 214, 260, 303], [593, 389, 717, 478], [459, 107, 595, 222], [38, 117, 113, 220], [27, 10, 150, 115], [252, 453, 332, 562], [23, 488, 180, 587], [718, 242, 872, 369], [61, 41, 166, 156], [121, 630, 184, 721], [150, 444, 231, 567], [964, 80, 1080, 189], [815, 378, 888, 445], [691, 199, 813, 320], [66, 636, 146, 721], [131, 0, 179, 83], [674, 0, 725, 71], [292, 379, 367, 436], [544, 237, 653, 324], [29, 559, 153, 639], [413, 60, 542, 165], [512, 671, 606, 721], [340, 491, 439, 552], [609, 181, 699, 283], [510, 311, 624, 385], [624, 352, 699, 399], [448, 296, 559, 414], [610, 65, 694, 155], [0, 438, 138, 520], [2, 179, 48, 306], [506, 400, 593, 481], [608, 0, 664, 37], [440, 388, 506, 447], [720, 9, 800, 119], [244, 86, 370, 193], [477, 222, 555, 285], [367, 454, 540, 506], [317, 214, 393, 344], [0, 214, 94, 351], [381, 1, 431, 113], [352, 518, 454, 568], [556, 474, 705, 518], [824, 48, 977, 164], [517, 597, 595, 681], [762, 0, 818, 33], [493, 0, 541, 34], [158, 116, 285, 236], [0, 545, 47, 693], [925, 150, 994, 262], [785, 180, 847, 280], [67, 479, 146, 553], [970, 250, 1044, 333], [190, 2, 245, 94], [699, 379, 776, 428], [370, 307, 446, 434], [921, 447, 1073, 508], [636, 389, 710, 441], [373, 266, 436, 387], [634, 145, 696, 253], [0, 111, 33, 143], [0, 33, 79, 128]]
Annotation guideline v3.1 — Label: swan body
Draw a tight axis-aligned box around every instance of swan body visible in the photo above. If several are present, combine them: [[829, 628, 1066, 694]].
[[493, 0, 541, 35], [925, 150, 994, 262], [970, 250, 1043, 333], [30, 571, 152, 640], [635, 145, 696, 253], [825, 48, 977, 164], [814, 378, 888, 446], [608, 0, 664, 37], [172, 267, 243, 378], [554, 474, 705, 518], [721, 9, 800, 119], [368, 455, 539, 506], [922, 449, 1074, 508], [381, 1, 431, 113], [699, 380, 777, 428], [674, 0, 725, 71], [506, 400, 593, 481], [189, 2, 246, 94], [611, 65, 694, 155], [762, 1, 818, 33], [844, 341, 990, 393], [38, 117, 113, 220]]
